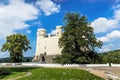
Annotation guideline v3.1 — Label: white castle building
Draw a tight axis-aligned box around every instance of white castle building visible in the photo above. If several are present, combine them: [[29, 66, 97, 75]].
[[33, 26, 62, 63]]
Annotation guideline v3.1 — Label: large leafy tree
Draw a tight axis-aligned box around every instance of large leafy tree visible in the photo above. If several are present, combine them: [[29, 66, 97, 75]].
[[54, 12, 102, 64], [1, 34, 31, 62]]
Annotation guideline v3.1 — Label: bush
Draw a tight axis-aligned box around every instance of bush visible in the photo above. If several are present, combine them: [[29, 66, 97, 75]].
[[0, 67, 11, 75]]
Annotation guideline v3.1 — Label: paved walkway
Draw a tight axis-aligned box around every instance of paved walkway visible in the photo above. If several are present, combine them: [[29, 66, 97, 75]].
[[89, 69, 107, 79], [89, 67, 120, 80], [78, 67, 107, 79]]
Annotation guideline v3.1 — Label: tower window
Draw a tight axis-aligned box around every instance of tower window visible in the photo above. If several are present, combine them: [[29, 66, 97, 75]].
[[44, 46, 46, 49]]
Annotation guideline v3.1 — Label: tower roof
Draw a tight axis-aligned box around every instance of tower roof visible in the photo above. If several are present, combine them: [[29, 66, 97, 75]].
[[37, 28, 46, 31], [56, 25, 62, 29]]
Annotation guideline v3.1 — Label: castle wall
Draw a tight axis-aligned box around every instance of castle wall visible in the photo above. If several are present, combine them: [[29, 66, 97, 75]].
[[45, 36, 61, 55]]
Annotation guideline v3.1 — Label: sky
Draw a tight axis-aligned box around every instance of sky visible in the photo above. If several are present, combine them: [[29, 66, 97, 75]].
[[0, 0, 120, 58]]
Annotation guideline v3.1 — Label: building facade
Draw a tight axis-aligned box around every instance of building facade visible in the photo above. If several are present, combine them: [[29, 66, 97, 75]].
[[33, 26, 62, 63]]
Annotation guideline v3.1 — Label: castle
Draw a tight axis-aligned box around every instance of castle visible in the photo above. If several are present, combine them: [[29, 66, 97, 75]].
[[33, 26, 62, 63]]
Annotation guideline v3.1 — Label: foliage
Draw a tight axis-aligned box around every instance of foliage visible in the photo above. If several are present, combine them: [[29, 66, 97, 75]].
[[0, 57, 33, 63], [0, 67, 11, 75], [1, 68, 103, 80], [0, 57, 10, 63], [54, 12, 102, 64], [1, 34, 31, 62], [53, 55, 63, 63], [98, 50, 120, 63]]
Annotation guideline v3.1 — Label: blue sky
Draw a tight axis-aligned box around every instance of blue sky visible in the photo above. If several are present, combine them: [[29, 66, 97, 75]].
[[0, 0, 120, 58]]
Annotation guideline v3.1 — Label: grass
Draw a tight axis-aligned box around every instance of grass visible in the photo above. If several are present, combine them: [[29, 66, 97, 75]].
[[0, 67, 33, 80], [0, 67, 104, 80]]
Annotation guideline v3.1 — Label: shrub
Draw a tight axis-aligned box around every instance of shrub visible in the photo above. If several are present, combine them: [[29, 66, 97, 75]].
[[0, 67, 11, 75]]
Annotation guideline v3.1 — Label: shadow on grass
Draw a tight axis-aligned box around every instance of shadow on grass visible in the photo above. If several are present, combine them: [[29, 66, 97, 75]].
[[0, 67, 36, 79], [8, 67, 35, 72], [0, 75, 8, 79]]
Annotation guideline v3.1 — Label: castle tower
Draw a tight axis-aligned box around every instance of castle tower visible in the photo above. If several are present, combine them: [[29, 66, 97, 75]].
[[56, 26, 62, 36], [34, 28, 46, 61]]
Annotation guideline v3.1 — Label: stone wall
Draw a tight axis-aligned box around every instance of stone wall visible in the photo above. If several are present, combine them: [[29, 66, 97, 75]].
[[45, 55, 57, 63]]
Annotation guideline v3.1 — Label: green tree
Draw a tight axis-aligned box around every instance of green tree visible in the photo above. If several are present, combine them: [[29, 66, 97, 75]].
[[54, 12, 102, 64], [1, 34, 31, 62], [98, 50, 120, 64]]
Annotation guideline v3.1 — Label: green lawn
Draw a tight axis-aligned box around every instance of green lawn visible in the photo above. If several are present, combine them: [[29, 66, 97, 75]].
[[0, 67, 32, 80], [0, 67, 104, 80]]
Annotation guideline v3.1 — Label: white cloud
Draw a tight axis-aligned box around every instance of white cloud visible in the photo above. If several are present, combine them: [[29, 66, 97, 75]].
[[92, 4, 120, 52], [36, 0, 60, 16], [99, 42, 120, 53], [114, 9, 120, 20], [98, 30, 120, 42], [99, 44, 114, 52], [0, 0, 61, 58], [0, 41, 9, 58], [113, 4, 120, 9], [0, 0, 60, 39], [91, 4, 120, 33], [0, 51, 9, 58], [26, 30, 31, 34], [0, 0, 39, 38], [32, 21, 41, 27], [91, 18, 118, 33], [53, 0, 65, 3], [115, 0, 120, 4], [51, 29, 56, 35]]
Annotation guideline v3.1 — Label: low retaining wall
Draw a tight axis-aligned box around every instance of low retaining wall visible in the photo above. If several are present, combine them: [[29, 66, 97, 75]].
[[111, 63, 120, 67], [85, 63, 109, 67], [22, 63, 108, 67], [22, 63, 62, 67], [0, 63, 120, 67]]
